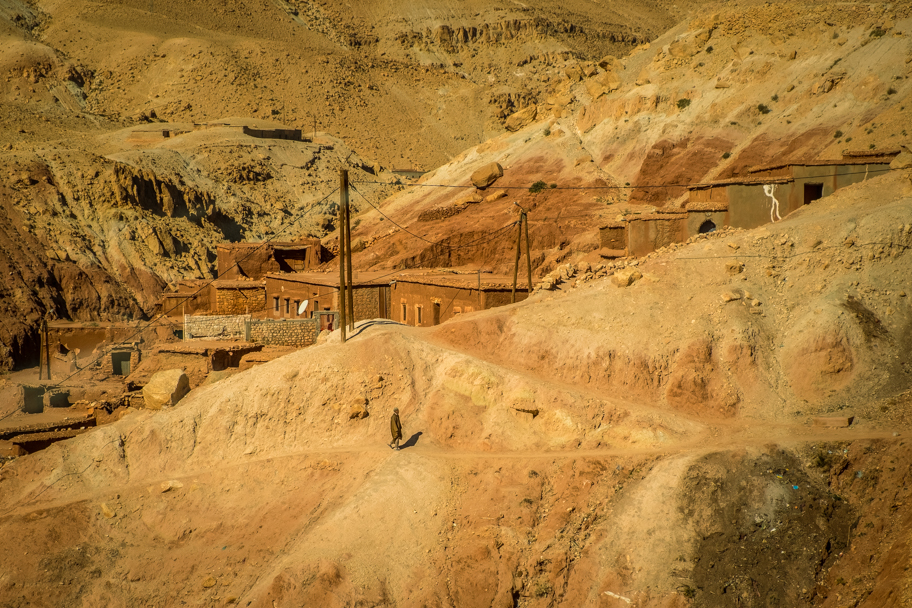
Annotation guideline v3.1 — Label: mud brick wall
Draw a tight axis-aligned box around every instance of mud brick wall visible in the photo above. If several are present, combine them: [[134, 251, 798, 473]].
[[215, 287, 266, 315], [248, 319, 319, 348], [352, 286, 382, 321], [185, 315, 249, 340]]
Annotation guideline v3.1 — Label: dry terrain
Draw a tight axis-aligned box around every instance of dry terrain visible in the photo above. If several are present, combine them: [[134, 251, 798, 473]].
[[1, 168, 910, 607]]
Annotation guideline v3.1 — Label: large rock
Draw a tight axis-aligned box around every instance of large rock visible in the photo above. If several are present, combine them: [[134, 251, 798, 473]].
[[890, 150, 912, 170], [143, 369, 190, 410], [470, 162, 504, 189], [504, 106, 537, 132]]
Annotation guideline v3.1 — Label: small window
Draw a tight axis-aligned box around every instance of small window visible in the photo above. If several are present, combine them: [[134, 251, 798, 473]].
[[273, 296, 279, 312], [294, 300, 300, 316], [312, 300, 319, 319], [698, 220, 716, 234], [416, 305, 423, 325], [401, 302, 407, 321], [284, 298, 290, 315]]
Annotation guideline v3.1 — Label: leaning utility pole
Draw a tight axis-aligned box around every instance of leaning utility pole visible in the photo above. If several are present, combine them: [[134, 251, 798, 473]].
[[512, 203, 531, 304], [339, 169, 349, 343]]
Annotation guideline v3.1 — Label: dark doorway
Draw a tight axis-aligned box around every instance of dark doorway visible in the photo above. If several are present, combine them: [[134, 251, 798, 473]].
[[804, 183, 824, 205], [379, 286, 390, 319], [112, 351, 131, 376], [698, 220, 717, 234], [433, 302, 441, 325]]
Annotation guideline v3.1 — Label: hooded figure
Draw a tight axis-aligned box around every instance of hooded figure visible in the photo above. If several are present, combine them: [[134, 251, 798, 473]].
[[389, 408, 402, 450]]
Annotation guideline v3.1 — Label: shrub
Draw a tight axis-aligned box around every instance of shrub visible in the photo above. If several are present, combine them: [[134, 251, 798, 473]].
[[549, 183, 557, 189], [705, 45, 713, 53], [757, 104, 771, 114], [870, 27, 886, 38], [771, 94, 778, 102], [529, 180, 547, 193], [677, 98, 691, 110], [833, 130, 843, 138], [887, 87, 897, 95], [722, 152, 731, 159], [543, 128, 551, 136]]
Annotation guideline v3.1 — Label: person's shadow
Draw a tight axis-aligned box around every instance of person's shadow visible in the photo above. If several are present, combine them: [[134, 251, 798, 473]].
[[400, 432, 422, 449]]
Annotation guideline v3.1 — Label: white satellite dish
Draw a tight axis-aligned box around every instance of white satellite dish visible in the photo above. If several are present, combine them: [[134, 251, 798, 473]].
[[298, 299, 309, 315]]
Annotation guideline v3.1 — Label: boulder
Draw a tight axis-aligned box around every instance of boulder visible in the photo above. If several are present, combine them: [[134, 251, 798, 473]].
[[890, 150, 912, 170], [143, 369, 190, 410], [483, 189, 507, 203], [349, 398, 369, 420], [612, 269, 642, 287], [470, 162, 504, 189], [504, 106, 537, 132]]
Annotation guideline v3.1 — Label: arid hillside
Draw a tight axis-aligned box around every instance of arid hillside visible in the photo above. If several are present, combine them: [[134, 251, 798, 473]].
[[346, 2, 912, 275], [0, 0, 705, 369], [0, 168, 910, 607]]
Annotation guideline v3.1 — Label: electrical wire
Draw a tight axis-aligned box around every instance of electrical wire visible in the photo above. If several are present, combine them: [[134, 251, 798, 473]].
[[352, 166, 893, 191], [349, 182, 518, 250]]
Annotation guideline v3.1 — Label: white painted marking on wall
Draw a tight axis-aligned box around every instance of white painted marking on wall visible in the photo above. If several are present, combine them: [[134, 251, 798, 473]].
[[763, 184, 782, 222]]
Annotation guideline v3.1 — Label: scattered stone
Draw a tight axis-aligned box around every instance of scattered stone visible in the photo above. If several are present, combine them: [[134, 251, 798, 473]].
[[504, 106, 537, 132], [726, 262, 744, 275], [202, 576, 217, 589], [612, 269, 642, 287], [483, 189, 507, 203], [349, 398, 369, 420], [160, 480, 184, 493], [721, 292, 742, 302], [143, 369, 190, 410], [100, 503, 116, 519], [727, 242, 740, 250], [812, 416, 854, 428], [470, 162, 504, 189]]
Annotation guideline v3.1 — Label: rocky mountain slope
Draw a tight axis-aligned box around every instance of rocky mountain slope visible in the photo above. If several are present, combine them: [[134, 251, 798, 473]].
[[347, 2, 912, 275], [0, 168, 909, 607], [0, 0, 704, 369]]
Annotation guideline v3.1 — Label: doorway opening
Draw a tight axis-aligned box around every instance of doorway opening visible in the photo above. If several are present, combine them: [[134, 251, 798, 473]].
[[698, 220, 717, 234], [804, 183, 824, 205]]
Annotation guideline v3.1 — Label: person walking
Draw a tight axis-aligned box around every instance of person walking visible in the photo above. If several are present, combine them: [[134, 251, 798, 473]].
[[389, 407, 402, 450]]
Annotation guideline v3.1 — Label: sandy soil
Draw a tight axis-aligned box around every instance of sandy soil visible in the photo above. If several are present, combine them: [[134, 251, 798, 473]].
[[1, 169, 910, 607]]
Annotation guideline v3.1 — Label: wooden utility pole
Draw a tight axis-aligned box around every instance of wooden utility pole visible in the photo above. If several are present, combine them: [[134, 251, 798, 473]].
[[339, 169, 348, 343], [512, 203, 532, 304], [39, 318, 51, 380], [512, 213, 523, 304], [523, 212, 532, 296], [344, 177, 355, 332]]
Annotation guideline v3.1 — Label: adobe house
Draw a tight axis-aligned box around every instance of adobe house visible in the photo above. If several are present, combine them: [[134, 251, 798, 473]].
[[264, 272, 392, 327], [161, 279, 213, 318], [391, 273, 529, 327], [210, 280, 267, 315], [217, 239, 323, 280], [598, 211, 688, 258], [686, 150, 899, 231]]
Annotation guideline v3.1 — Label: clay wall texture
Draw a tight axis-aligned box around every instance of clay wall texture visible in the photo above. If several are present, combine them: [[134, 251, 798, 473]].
[[212, 283, 266, 315], [265, 275, 390, 322], [162, 292, 210, 318], [217, 240, 322, 280], [599, 225, 627, 250], [626, 216, 687, 257], [392, 281, 527, 327]]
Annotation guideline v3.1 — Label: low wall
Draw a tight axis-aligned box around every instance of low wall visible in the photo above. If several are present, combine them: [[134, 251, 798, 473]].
[[184, 315, 250, 340], [248, 318, 319, 348]]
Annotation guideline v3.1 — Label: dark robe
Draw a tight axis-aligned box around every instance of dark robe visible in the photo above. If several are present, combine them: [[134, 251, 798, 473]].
[[390, 412, 402, 440]]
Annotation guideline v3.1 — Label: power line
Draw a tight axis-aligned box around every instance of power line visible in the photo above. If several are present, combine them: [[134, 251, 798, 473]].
[[352, 166, 893, 191], [50, 187, 340, 388], [349, 182, 518, 250]]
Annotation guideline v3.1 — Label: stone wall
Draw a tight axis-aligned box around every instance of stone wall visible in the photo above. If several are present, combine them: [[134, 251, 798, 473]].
[[184, 315, 249, 340], [214, 286, 266, 315], [353, 285, 385, 321], [248, 318, 319, 348]]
